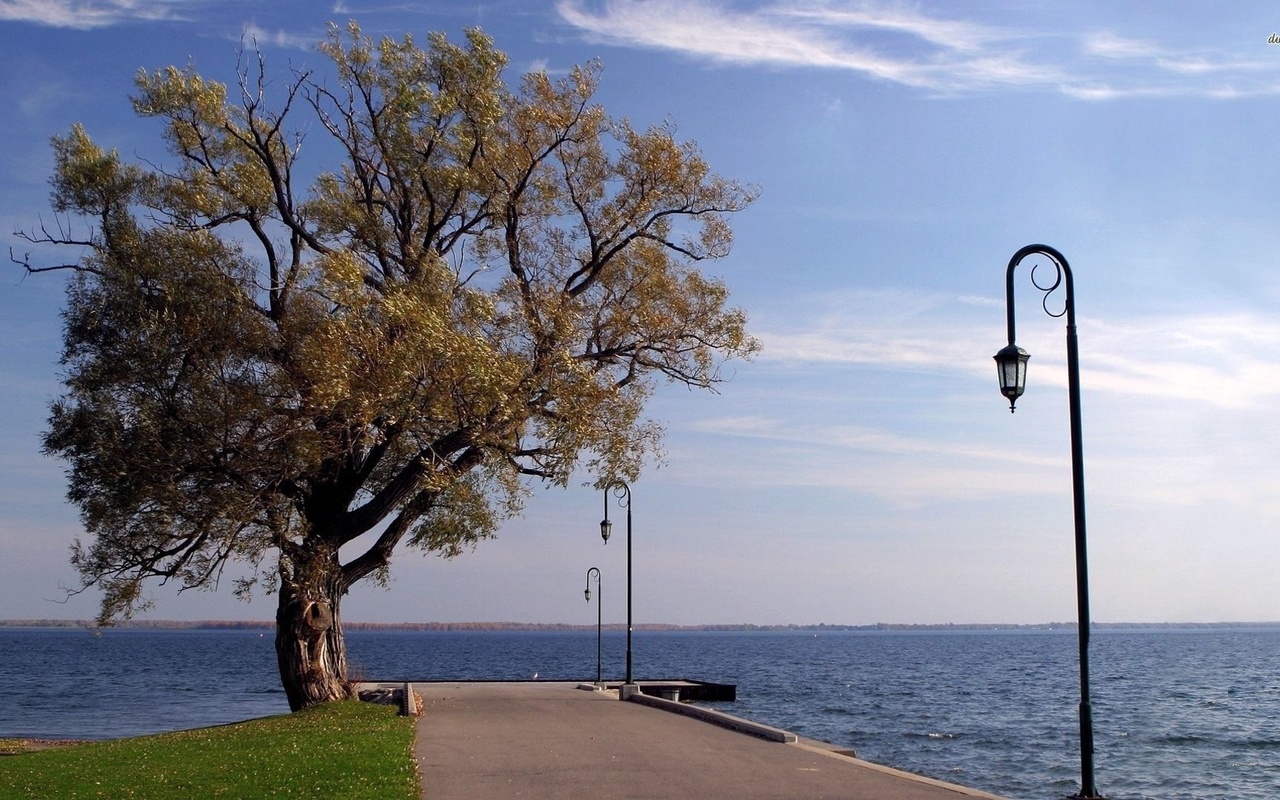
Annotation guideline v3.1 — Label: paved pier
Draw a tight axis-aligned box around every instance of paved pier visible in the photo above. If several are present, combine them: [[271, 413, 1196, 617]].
[[412, 681, 1008, 800]]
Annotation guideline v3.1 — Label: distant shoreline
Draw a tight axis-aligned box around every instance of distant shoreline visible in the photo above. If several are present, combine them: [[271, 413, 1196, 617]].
[[4, 619, 1280, 633]]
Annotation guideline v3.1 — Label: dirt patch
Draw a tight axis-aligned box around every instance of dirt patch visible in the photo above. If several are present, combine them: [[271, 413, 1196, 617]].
[[0, 738, 93, 755]]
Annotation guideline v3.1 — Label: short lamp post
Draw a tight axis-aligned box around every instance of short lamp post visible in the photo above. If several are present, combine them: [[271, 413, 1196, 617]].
[[584, 567, 602, 685], [599, 482, 635, 693], [994, 244, 1105, 800]]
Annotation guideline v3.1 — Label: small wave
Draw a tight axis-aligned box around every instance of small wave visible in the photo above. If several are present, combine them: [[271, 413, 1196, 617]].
[[902, 731, 959, 740], [1152, 734, 1211, 746], [1152, 733, 1280, 750]]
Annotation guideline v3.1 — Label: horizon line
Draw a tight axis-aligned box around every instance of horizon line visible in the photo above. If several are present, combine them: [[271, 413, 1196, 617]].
[[4, 619, 1280, 631]]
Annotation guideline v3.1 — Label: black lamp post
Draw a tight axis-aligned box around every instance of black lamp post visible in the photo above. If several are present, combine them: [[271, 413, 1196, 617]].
[[994, 243, 1105, 800], [599, 482, 635, 692], [584, 567, 602, 685]]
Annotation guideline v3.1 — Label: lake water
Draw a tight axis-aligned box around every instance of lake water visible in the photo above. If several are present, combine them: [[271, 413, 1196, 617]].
[[1, 626, 1277, 800]]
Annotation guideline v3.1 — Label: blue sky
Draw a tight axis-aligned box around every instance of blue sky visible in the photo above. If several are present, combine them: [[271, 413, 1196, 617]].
[[3, 0, 1280, 626]]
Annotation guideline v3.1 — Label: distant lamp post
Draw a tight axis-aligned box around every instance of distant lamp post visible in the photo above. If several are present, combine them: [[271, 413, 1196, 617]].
[[599, 482, 635, 693], [995, 244, 1106, 800], [584, 567, 602, 685]]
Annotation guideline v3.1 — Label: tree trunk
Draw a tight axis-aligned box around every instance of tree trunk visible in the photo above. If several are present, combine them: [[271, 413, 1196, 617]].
[[275, 558, 351, 711]]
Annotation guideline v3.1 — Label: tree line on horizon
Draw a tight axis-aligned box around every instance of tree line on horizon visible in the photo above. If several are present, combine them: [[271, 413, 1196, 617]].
[[5, 619, 1277, 632]]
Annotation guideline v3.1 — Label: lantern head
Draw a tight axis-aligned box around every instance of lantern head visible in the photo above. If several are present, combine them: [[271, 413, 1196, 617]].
[[994, 343, 1030, 412]]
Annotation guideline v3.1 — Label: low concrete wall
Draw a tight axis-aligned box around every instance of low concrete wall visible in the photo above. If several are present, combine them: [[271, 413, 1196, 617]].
[[627, 692, 798, 743]]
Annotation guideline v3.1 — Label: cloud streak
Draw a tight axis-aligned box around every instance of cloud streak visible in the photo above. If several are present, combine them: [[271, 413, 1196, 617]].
[[665, 309, 1280, 509], [0, 0, 190, 29], [556, 0, 1280, 99], [752, 289, 1280, 411], [240, 21, 316, 51], [663, 412, 1072, 506], [691, 414, 1059, 468]]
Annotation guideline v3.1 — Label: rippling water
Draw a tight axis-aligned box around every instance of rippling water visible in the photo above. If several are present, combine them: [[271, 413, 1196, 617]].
[[2, 626, 1278, 800]]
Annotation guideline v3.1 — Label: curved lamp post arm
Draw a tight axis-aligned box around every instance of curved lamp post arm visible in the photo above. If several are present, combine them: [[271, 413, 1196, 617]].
[[607, 482, 632, 514], [1005, 243, 1076, 340], [996, 244, 1075, 413]]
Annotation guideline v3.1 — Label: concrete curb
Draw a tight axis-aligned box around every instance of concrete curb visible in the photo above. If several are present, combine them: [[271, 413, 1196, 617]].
[[627, 691, 798, 743], [401, 681, 418, 716], [629, 692, 1006, 799]]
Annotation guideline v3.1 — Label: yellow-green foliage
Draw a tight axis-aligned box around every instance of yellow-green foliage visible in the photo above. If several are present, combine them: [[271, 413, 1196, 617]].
[[29, 19, 758, 693]]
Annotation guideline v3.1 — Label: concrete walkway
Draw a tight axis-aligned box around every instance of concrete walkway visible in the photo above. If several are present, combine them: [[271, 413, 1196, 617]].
[[412, 682, 1008, 800]]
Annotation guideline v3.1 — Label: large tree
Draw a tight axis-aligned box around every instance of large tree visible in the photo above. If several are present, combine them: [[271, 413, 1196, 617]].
[[18, 24, 757, 709]]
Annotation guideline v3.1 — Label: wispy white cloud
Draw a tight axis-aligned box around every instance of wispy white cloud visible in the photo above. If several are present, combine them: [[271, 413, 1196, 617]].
[[1073, 27, 1279, 98], [556, 0, 1019, 90], [691, 414, 1057, 468], [1087, 30, 1264, 76], [776, 2, 1009, 53], [664, 411, 1071, 506], [0, 0, 189, 29], [0, 2, 319, 50], [662, 296, 1280, 511], [754, 289, 1280, 410], [556, 0, 1280, 99], [241, 22, 315, 51], [16, 78, 80, 120], [1084, 31, 1156, 60], [754, 288, 1002, 375], [1083, 314, 1280, 409], [560, 0, 903, 74]]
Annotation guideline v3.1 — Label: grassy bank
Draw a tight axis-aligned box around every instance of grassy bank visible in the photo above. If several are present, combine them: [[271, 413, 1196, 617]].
[[0, 700, 417, 799]]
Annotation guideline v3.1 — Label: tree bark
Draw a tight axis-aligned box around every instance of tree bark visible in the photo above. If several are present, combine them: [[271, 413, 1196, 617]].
[[274, 557, 351, 711]]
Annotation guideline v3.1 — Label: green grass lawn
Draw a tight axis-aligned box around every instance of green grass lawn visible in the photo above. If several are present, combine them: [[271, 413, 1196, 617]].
[[0, 700, 418, 799]]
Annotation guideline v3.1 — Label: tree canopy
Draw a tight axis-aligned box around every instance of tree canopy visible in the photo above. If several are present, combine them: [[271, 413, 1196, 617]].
[[19, 23, 758, 708]]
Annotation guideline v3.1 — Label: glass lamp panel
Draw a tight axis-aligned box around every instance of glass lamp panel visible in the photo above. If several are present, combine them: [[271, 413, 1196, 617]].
[[994, 345, 1028, 399]]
